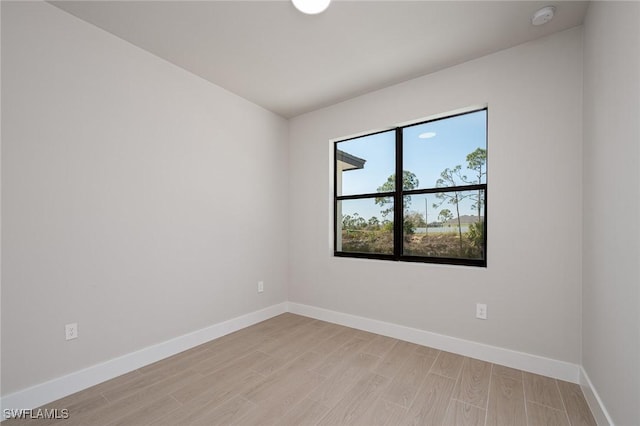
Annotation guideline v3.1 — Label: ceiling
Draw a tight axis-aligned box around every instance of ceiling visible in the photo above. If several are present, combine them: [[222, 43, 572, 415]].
[[51, 1, 589, 118]]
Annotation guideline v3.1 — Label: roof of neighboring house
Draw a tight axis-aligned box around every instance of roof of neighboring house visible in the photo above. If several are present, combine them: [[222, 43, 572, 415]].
[[336, 150, 366, 171]]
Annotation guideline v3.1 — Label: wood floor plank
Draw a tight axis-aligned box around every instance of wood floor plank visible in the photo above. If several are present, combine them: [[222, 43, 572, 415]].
[[492, 364, 523, 381], [312, 337, 370, 377], [523, 372, 565, 410], [130, 368, 202, 402], [311, 321, 348, 337], [285, 350, 327, 371], [250, 350, 290, 376], [40, 388, 106, 411], [150, 404, 193, 426], [100, 374, 159, 403], [312, 328, 356, 356], [193, 338, 270, 376], [308, 352, 380, 407], [278, 398, 330, 426], [316, 372, 390, 426], [137, 342, 212, 376], [41, 393, 109, 425], [556, 380, 598, 426], [243, 367, 323, 404], [230, 368, 325, 426], [526, 401, 570, 426], [171, 351, 267, 403], [381, 351, 436, 408], [155, 371, 263, 426], [257, 320, 317, 356], [299, 322, 347, 353], [79, 370, 143, 401], [151, 398, 212, 426], [59, 390, 166, 426], [374, 340, 417, 379], [486, 370, 526, 426], [401, 372, 456, 425], [215, 315, 287, 342], [414, 344, 441, 358], [278, 398, 329, 426], [203, 321, 273, 349], [192, 369, 264, 409], [58, 370, 197, 426], [453, 357, 492, 408], [102, 367, 201, 403], [443, 400, 487, 426], [265, 322, 341, 362], [192, 395, 256, 426], [261, 313, 314, 333], [106, 395, 181, 426], [363, 335, 398, 358], [352, 398, 407, 426], [348, 328, 378, 342], [430, 351, 465, 380]]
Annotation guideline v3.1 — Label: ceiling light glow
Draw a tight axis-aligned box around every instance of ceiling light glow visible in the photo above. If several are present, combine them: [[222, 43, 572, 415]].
[[292, 0, 331, 15]]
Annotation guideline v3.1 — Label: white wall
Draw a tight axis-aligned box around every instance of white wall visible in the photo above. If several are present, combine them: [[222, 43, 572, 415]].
[[582, 2, 640, 424], [289, 28, 583, 364], [1, 1, 288, 395]]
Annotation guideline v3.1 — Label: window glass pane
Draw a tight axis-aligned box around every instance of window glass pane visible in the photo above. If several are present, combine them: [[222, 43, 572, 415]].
[[337, 198, 394, 255], [403, 110, 487, 191], [336, 130, 395, 196], [403, 190, 485, 259]]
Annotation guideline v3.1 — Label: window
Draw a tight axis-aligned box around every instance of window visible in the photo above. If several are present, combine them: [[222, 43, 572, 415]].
[[334, 108, 487, 267]]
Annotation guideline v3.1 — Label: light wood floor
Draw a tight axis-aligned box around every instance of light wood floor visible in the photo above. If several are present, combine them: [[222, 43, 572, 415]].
[[5, 313, 597, 425]]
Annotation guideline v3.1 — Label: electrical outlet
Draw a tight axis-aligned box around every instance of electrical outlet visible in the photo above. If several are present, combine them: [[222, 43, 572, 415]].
[[476, 303, 487, 320], [65, 323, 78, 340], [257, 281, 264, 293]]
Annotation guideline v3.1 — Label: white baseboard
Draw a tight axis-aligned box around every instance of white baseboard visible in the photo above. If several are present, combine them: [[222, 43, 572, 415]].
[[2, 300, 606, 423], [580, 367, 614, 426], [0, 302, 287, 417], [287, 302, 581, 383]]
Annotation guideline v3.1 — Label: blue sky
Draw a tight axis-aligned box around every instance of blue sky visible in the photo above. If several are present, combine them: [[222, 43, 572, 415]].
[[337, 109, 486, 222]]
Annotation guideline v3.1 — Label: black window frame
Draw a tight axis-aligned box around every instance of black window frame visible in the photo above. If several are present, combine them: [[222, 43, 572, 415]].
[[333, 108, 488, 267]]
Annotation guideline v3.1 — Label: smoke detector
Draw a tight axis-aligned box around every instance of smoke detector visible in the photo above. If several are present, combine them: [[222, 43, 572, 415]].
[[532, 6, 556, 26]]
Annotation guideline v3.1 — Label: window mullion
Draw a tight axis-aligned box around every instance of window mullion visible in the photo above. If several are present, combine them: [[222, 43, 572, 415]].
[[393, 127, 403, 259]]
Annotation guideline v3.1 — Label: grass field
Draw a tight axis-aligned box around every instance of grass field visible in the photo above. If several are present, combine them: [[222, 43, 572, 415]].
[[340, 227, 484, 259]]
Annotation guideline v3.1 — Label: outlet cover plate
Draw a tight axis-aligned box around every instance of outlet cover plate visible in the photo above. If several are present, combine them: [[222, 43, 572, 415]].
[[65, 323, 78, 340], [476, 304, 487, 320]]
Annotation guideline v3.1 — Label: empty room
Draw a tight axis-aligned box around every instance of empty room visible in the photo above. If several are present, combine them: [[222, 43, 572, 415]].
[[1, 0, 638, 425]]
